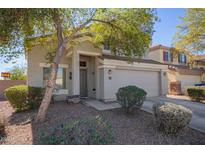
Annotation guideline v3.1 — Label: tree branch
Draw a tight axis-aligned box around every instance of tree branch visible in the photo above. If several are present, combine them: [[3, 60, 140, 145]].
[[91, 18, 121, 30]]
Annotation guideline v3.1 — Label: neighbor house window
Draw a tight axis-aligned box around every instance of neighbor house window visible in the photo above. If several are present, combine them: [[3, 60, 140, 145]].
[[178, 54, 187, 63], [43, 67, 67, 89], [163, 51, 171, 62]]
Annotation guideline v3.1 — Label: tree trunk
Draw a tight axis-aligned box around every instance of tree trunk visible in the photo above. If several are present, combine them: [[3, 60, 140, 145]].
[[35, 9, 65, 122]]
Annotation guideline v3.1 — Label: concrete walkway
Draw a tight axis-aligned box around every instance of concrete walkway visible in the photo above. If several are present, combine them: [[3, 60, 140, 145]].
[[82, 99, 121, 111], [143, 96, 205, 133]]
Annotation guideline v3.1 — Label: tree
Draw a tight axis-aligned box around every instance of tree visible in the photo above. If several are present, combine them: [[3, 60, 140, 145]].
[[0, 9, 157, 122], [174, 9, 205, 53], [9, 66, 26, 80]]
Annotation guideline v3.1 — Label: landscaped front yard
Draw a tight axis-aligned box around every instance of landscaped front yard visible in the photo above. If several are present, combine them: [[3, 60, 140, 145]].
[[0, 100, 205, 145]]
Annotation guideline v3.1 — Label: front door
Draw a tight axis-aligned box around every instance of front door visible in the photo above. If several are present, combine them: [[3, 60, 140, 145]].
[[80, 69, 87, 97]]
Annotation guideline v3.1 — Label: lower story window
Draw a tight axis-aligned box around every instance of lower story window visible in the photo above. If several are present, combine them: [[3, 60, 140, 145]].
[[43, 67, 67, 90]]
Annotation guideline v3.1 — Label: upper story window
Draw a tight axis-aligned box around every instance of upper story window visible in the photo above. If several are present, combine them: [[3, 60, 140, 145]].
[[163, 51, 172, 62], [43, 67, 67, 90], [80, 61, 87, 67], [178, 54, 187, 64]]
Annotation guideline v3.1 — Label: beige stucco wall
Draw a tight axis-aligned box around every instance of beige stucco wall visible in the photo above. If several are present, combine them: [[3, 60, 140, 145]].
[[145, 49, 162, 62], [27, 45, 70, 90], [167, 70, 202, 94]]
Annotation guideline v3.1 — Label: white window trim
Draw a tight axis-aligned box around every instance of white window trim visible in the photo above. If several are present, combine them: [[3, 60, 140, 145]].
[[41, 63, 69, 95], [39, 63, 69, 68], [164, 51, 171, 62]]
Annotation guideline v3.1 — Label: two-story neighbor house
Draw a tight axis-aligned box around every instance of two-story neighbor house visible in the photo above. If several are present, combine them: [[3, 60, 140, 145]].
[[27, 40, 168, 102], [146, 44, 205, 94]]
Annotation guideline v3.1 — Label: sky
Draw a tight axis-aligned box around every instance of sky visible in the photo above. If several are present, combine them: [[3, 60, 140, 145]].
[[152, 8, 185, 46], [0, 8, 186, 78]]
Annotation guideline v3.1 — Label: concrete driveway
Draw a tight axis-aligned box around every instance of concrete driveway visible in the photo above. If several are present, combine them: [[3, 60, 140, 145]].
[[142, 95, 205, 133]]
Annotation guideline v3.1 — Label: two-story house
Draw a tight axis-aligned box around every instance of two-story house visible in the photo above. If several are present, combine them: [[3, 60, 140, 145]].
[[146, 44, 205, 94], [27, 40, 169, 102]]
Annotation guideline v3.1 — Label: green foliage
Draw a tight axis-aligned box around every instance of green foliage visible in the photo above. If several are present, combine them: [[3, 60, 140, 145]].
[[153, 103, 192, 134], [116, 85, 147, 113], [0, 116, 5, 141], [9, 66, 27, 80], [89, 9, 157, 57], [40, 116, 113, 145], [4, 85, 28, 112], [174, 9, 205, 53], [4, 85, 44, 111], [0, 8, 157, 62], [28, 86, 45, 109], [187, 87, 205, 102]]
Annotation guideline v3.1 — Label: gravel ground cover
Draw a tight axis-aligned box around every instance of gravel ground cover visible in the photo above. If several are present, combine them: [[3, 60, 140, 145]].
[[0, 100, 205, 145]]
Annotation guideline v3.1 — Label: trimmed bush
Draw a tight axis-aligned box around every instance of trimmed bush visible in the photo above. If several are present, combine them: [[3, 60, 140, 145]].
[[4, 85, 44, 111], [187, 87, 205, 102], [40, 116, 113, 145], [116, 85, 147, 113], [4, 85, 28, 112], [153, 103, 192, 134]]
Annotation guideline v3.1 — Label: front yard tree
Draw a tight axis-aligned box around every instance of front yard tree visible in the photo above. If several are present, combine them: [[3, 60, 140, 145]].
[[0, 9, 157, 122], [9, 66, 26, 80], [174, 9, 205, 53]]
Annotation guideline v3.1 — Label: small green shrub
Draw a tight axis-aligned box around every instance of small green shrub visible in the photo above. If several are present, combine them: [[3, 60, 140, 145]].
[[0, 116, 6, 140], [4, 85, 44, 111], [40, 116, 113, 145], [4, 85, 28, 112], [116, 85, 147, 113], [28, 86, 45, 109], [153, 103, 192, 134], [187, 87, 205, 102]]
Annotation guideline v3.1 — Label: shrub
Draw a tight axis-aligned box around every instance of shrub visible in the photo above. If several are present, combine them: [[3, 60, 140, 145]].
[[153, 103, 192, 134], [116, 85, 147, 113], [4, 85, 44, 111], [0, 116, 6, 141], [4, 85, 28, 112], [40, 116, 113, 145], [187, 87, 205, 102], [28, 86, 45, 109]]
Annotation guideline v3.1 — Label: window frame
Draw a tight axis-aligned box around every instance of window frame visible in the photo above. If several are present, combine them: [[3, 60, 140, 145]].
[[178, 53, 187, 63], [163, 51, 171, 62], [43, 67, 67, 90]]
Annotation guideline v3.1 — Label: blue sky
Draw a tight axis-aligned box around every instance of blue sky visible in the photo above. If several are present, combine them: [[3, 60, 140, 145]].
[[152, 8, 185, 46], [0, 8, 186, 77]]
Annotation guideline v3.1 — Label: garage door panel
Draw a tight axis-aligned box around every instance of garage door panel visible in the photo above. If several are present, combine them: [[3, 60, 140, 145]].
[[114, 69, 160, 97]]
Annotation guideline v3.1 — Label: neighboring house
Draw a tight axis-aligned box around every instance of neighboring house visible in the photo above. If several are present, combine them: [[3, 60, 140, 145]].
[[26, 40, 168, 102], [195, 55, 205, 69], [146, 44, 205, 94]]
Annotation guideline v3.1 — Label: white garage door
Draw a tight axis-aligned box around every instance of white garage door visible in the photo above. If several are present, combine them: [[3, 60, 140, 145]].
[[114, 69, 160, 97]]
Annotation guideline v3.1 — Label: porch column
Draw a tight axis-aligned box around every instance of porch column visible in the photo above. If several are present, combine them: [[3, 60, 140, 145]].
[[72, 51, 80, 95], [159, 69, 168, 95], [95, 57, 100, 99]]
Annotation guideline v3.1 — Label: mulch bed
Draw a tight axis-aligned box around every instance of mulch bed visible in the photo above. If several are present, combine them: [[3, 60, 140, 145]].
[[0, 100, 205, 145]]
